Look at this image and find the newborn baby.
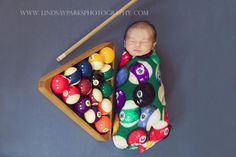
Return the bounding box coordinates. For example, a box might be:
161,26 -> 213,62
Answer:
112,21 -> 171,152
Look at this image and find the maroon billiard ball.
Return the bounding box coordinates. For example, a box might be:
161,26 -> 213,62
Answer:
88,88 -> 103,106
77,79 -> 92,95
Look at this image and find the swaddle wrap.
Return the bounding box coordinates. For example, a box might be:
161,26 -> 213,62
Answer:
112,50 -> 171,152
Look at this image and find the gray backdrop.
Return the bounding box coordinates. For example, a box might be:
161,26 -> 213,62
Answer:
1,0 -> 236,157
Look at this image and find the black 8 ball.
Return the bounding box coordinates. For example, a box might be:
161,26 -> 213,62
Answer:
133,82 -> 155,107
91,72 -> 104,87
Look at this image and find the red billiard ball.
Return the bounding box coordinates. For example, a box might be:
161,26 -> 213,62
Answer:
62,86 -> 80,105
95,116 -> 112,133
149,121 -> 170,141
51,74 -> 69,94
77,79 -> 92,95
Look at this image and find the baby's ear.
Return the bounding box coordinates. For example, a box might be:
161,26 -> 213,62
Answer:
152,42 -> 157,49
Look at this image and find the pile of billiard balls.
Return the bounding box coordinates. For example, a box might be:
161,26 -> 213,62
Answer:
50,47 -> 115,134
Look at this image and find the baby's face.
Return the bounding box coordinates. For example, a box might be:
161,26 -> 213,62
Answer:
124,28 -> 156,56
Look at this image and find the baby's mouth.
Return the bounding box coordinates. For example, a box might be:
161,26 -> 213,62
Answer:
133,49 -> 141,53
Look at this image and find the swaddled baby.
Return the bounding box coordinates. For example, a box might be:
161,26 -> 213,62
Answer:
112,21 -> 171,152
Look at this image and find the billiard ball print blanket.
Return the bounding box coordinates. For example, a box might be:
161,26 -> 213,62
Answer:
112,50 -> 171,152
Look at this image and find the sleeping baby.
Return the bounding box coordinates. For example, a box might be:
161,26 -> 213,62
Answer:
112,21 -> 171,152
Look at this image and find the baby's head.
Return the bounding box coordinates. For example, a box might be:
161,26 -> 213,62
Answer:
124,21 -> 157,56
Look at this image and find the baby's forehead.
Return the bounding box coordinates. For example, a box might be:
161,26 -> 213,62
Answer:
126,27 -> 154,39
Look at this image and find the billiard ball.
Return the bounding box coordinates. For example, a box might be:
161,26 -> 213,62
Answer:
99,47 -> 115,64
128,61 -> 153,85
112,135 -> 128,149
119,51 -> 132,67
116,67 -> 129,87
91,72 -> 104,87
76,59 -> 93,78
119,100 -> 140,128
84,107 -> 102,124
155,65 -> 162,85
112,114 -> 120,136
149,121 -> 170,141
146,109 -> 161,131
77,79 -> 92,95
138,106 -> 156,128
88,88 -> 103,106
99,82 -> 112,98
64,67 -> 82,85
74,96 -> 91,115
95,116 -> 112,133
51,74 -> 69,94
100,64 -> 113,81
133,82 -> 155,107
98,98 -> 112,115
127,128 -> 147,145
62,86 -> 80,105
115,89 -> 126,113
138,141 -> 156,153
88,53 -> 104,70
158,83 -> 166,106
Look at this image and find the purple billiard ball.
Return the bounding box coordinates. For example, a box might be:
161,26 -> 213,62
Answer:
115,89 -> 126,113
84,107 -> 102,124
128,61 -> 153,85
74,96 -> 91,116
76,59 -> 93,78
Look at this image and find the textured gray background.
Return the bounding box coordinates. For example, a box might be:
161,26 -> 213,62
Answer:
1,0 -> 236,156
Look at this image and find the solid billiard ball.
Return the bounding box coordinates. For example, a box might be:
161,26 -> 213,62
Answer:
51,74 -> 69,94
98,98 -> 112,115
133,82 -> 155,107
74,96 -> 91,115
138,106 -> 156,128
127,128 -> 147,145
149,121 -> 170,141
95,116 -> 112,133
119,51 -> 132,67
88,88 -> 103,106
99,47 -> 115,64
84,107 -> 102,124
128,61 -> 153,85
115,89 -> 126,113
119,100 -> 140,128
88,53 -> 104,70
62,86 -> 80,105
99,82 -> 112,98
64,67 -> 82,85
100,64 -> 113,81
116,67 -> 129,87
91,72 -> 104,87
76,59 -> 93,78
77,79 -> 92,95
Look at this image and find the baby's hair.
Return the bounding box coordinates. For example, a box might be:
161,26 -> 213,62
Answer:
124,20 -> 157,42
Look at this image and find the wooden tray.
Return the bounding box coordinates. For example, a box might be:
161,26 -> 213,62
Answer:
38,42 -> 115,141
